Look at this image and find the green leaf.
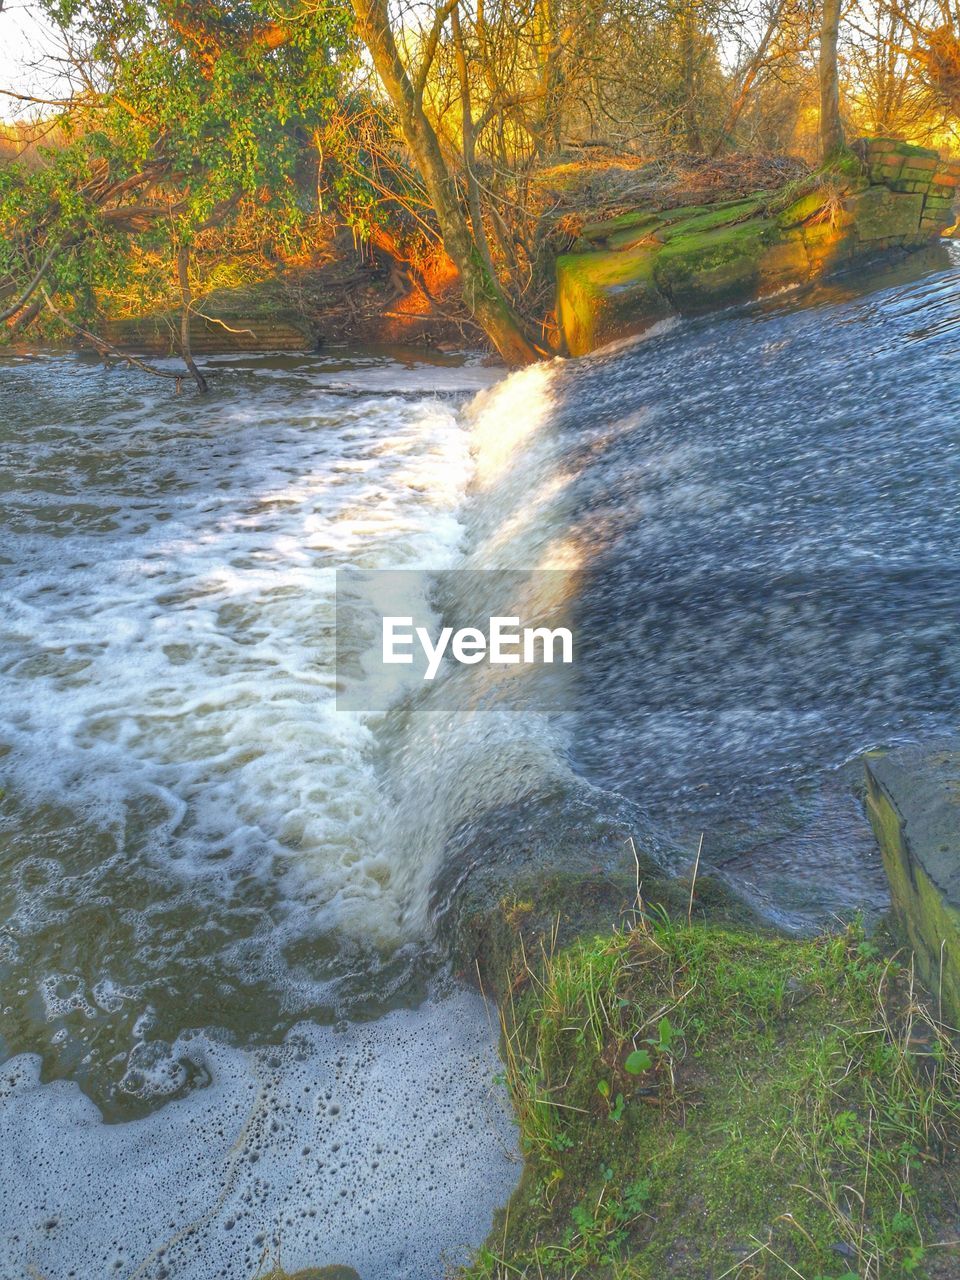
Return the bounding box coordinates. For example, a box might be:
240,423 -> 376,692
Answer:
624,1048 -> 653,1074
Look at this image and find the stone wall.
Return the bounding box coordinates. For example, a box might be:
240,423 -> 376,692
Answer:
101,309 -> 318,355
556,139 -> 960,357
97,277 -> 322,355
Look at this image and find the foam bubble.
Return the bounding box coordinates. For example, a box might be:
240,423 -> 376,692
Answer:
0,353 -> 573,1274
0,366 -> 474,951
0,990 -> 518,1280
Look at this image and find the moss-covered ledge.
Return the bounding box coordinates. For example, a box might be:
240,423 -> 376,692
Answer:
556,138 -> 960,356
865,743 -> 960,1025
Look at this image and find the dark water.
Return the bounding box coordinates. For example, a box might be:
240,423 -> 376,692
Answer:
514,247 -> 960,923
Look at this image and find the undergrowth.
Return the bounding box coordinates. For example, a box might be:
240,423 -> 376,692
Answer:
460,910 -> 960,1280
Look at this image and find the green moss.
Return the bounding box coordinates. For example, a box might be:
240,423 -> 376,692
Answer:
605,224 -> 660,251
579,196 -> 766,252
555,137 -> 954,355
579,210 -> 663,243
556,244 -> 658,290
460,913 -> 960,1280
824,145 -> 869,180
653,218 -> 777,308
556,244 -> 668,356
777,190 -> 833,228
656,196 -> 766,242
852,187 -> 926,242
449,866 -> 762,1002
865,767 -> 960,1023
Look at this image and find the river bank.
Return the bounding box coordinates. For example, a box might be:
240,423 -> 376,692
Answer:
65,140 -> 959,370
452,866 -> 960,1280
556,138 -> 960,355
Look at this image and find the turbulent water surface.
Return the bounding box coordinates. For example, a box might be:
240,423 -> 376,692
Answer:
2,245 -> 960,1277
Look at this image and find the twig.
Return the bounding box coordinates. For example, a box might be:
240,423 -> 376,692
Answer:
628,835 -> 644,921
188,310 -> 256,338
687,832 -> 704,926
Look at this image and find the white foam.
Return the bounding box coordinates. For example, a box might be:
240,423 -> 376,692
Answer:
0,376 -> 474,946
0,990 -> 517,1280
0,355 -> 567,1277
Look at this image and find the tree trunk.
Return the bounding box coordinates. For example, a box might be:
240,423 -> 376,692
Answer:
450,7 -> 501,290
535,0 -> 564,153
681,11 -> 702,152
818,0 -> 845,161
350,0 -> 541,366
710,0 -> 786,156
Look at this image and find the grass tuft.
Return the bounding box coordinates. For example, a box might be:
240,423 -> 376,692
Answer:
460,914 -> 960,1279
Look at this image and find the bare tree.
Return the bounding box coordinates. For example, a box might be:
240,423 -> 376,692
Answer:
349,0 -> 543,364
819,0 -> 846,157
887,0 -> 960,126
845,0 -> 939,137
710,0 -> 814,152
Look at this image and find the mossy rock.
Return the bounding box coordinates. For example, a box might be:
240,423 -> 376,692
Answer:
605,223 -> 660,251
859,136 -> 940,163
851,186 -> 925,242
556,137 -> 955,355
578,209 -> 661,244
777,190 -> 831,228
652,218 -> 777,309
801,218 -> 858,270
756,231 -> 810,284
865,744 -> 960,1024
653,196 -> 766,243
556,243 -> 670,356
926,193 -> 957,213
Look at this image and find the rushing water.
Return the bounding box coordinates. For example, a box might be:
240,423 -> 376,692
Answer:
2,245 -> 960,1277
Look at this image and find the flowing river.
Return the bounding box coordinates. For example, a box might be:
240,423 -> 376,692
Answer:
1,243 -> 960,1278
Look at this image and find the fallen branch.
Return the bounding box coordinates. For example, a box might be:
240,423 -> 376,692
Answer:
41,288 -> 190,390
0,242 -> 64,323
188,310 -> 256,338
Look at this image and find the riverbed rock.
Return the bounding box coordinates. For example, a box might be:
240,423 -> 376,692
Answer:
557,139 -> 960,355
864,744 -> 960,1022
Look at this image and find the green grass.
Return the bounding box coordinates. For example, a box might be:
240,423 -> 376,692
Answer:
460,912 -> 960,1280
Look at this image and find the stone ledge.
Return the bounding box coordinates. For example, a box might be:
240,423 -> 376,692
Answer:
864,743 -> 960,1023
557,139 -> 960,356
101,309 -> 319,355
